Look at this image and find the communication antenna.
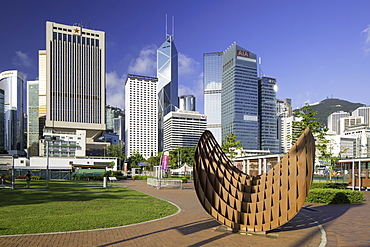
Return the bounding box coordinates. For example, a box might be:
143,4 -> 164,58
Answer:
172,15 -> 175,40
259,57 -> 265,77
165,14 -> 168,39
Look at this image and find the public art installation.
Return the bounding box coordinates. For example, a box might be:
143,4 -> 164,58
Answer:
193,128 -> 315,233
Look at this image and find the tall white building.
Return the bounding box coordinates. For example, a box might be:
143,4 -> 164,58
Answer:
163,110 -> 207,151
125,74 -> 158,159
27,80 -> 40,156
44,21 -> 106,139
338,116 -> 364,135
0,70 -> 24,155
327,111 -> 350,134
352,106 -> 370,126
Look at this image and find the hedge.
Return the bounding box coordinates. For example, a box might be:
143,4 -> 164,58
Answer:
310,182 -> 348,190
306,188 -> 364,204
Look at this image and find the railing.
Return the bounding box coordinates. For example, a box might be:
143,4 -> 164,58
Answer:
147,178 -> 182,189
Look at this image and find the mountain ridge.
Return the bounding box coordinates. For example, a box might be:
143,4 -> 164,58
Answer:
294,98 -> 367,126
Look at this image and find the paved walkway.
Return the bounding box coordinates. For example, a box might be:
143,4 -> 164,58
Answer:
1,180 -> 369,247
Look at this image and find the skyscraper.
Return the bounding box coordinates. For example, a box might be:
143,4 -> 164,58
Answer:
327,111 -> 350,134
44,21 -> 106,139
221,43 -> 259,149
259,77 -> 279,153
27,80 -> 40,156
203,52 -> 223,144
125,74 -> 158,159
0,70 -> 24,155
157,28 -> 178,152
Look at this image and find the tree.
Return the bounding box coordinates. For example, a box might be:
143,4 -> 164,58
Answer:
292,104 -> 339,181
222,133 -> 243,160
168,146 -> 196,169
126,152 -> 145,169
105,144 -> 126,170
147,153 -> 161,170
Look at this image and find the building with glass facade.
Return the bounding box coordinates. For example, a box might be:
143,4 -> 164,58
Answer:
44,21 -> 106,140
203,52 -> 223,144
125,74 -> 158,159
0,70 -> 24,155
27,81 -> 40,156
258,77 -> 279,153
157,32 -> 178,151
221,43 -> 259,149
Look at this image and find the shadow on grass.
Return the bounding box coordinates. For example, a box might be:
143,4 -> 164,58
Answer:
0,187 -> 151,208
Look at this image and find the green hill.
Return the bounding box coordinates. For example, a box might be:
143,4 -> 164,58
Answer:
294,98 -> 366,126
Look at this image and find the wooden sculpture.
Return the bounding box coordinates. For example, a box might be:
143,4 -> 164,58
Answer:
193,128 -> 315,232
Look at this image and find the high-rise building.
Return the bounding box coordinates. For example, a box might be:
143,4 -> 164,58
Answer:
258,77 -> 279,153
352,106 -> 370,126
221,43 -> 259,149
203,52 -> 223,144
125,74 -> 158,159
179,95 -> 195,111
277,98 -> 292,117
163,110 -> 206,151
27,81 -> 40,156
113,116 -> 124,143
157,30 -> 178,152
327,111 -> 350,134
43,21 -> 106,141
0,70 -> 24,155
0,89 -> 4,151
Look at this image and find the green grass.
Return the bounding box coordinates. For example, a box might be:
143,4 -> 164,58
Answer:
0,185 -> 178,235
13,179 -> 106,188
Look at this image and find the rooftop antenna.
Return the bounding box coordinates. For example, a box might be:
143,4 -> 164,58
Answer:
172,15 -> 175,40
165,14 -> 168,39
259,57 -> 265,77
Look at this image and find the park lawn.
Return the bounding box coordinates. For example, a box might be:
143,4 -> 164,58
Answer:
0,186 -> 178,235
14,179 -> 105,188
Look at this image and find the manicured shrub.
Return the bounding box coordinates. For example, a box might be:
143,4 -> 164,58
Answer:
31,176 -> 41,180
311,182 -> 348,190
306,188 -> 364,204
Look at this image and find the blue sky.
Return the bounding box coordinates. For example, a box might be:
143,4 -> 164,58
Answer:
1,0 -> 370,112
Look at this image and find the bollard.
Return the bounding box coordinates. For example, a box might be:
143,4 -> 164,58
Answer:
103,177 -> 107,187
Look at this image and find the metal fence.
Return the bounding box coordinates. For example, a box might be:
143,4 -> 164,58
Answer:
147,178 -> 182,189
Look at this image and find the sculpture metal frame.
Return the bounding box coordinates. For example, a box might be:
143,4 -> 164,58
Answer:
193,128 -> 315,232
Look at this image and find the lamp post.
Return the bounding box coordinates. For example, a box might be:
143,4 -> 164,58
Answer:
46,140 -> 49,188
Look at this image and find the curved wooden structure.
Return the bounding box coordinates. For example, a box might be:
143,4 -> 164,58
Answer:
194,128 -> 315,232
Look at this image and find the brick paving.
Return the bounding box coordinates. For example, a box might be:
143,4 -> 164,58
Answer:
1,180 -> 369,247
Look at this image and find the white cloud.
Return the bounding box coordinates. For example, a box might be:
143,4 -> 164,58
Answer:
13,51 -> 32,67
361,25 -> 370,54
178,52 -> 199,76
106,71 -> 125,109
128,45 -> 157,76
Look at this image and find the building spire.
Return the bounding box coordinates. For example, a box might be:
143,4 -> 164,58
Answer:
165,14 -> 174,41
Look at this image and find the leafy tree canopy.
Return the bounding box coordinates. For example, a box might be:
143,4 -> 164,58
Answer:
222,133 -> 243,160
127,152 -> 145,169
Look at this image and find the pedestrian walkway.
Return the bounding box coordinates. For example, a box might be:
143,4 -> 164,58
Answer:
1,179 -> 369,246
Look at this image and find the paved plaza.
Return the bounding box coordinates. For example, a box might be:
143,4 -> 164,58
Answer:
1,179 -> 370,247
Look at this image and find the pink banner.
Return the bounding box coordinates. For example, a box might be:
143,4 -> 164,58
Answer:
161,153 -> 169,170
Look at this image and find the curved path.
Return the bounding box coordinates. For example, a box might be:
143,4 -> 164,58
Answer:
1,180 -> 369,246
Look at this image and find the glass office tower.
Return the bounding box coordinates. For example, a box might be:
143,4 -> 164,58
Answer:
221,43 -> 259,149
0,89 -> 4,151
203,52 -> 223,144
0,70 -> 24,155
259,77 -> 279,153
157,33 -> 178,151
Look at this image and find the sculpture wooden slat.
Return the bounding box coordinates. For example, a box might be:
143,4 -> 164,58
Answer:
194,128 -> 315,232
